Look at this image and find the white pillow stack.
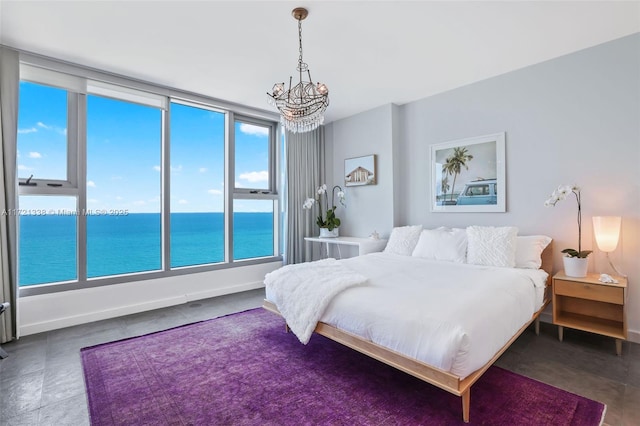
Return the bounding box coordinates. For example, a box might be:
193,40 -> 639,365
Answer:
382,224 -> 551,270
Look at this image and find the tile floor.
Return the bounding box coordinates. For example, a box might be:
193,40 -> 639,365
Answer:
0,288 -> 638,425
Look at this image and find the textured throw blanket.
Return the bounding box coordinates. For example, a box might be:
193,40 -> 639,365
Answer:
264,258 -> 368,344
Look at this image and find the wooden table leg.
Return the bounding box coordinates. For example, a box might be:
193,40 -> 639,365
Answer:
558,325 -> 563,342
616,339 -> 622,356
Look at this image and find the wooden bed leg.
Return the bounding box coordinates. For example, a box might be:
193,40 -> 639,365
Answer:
462,389 -> 470,423
534,317 -> 540,335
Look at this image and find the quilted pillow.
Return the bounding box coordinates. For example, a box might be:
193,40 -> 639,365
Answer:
383,225 -> 423,256
515,235 -> 552,269
412,228 -> 467,263
466,226 -> 518,268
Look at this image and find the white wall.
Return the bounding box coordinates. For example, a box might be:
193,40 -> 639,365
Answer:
19,262 -> 280,336
327,34 -> 640,342
325,103 -> 399,240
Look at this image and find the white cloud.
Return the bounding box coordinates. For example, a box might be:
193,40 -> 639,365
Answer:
88,198 -> 99,204
154,165 -> 183,173
235,181 -> 243,188
35,122 -> 66,136
18,165 -> 32,171
87,180 -> 96,187
239,123 -> 269,137
199,167 -> 208,173
207,189 -> 223,195
178,199 -> 188,204
28,152 -> 42,158
115,196 -> 123,201
239,171 -> 268,183
133,200 -> 146,206
18,127 -> 38,134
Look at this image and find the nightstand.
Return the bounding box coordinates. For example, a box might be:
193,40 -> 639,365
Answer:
552,271 -> 627,355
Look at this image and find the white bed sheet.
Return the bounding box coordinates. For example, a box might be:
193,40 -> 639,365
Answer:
266,252 -> 548,379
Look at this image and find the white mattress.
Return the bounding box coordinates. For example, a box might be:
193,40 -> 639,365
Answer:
266,252 -> 548,379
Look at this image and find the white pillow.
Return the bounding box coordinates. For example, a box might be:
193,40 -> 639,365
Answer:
383,225 -> 423,256
466,226 -> 518,268
515,235 -> 552,269
412,228 -> 467,263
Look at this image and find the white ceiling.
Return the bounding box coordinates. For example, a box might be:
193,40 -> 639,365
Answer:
1,1 -> 639,123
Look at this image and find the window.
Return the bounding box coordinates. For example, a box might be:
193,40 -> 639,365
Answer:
234,120 -> 271,192
233,200 -> 274,260
16,62 -> 281,295
17,82 -> 69,181
86,94 -> 163,277
233,118 -> 278,261
18,196 -> 77,286
169,102 -> 225,268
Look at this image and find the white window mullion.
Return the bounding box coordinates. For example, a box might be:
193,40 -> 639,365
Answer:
225,112 -> 234,264
162,107 -> 171,271
76,93 -> 88,282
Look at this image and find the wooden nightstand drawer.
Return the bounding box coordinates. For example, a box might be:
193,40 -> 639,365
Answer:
554,279 -> 623,304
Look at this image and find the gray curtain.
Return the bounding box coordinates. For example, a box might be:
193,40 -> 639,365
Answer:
284,127 -> 325,264
0,46 -> 19,343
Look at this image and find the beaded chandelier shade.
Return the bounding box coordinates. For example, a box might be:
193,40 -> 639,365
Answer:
267,7 -> 329,134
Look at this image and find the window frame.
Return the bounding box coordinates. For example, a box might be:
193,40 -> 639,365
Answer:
17,54 -> 282,297
17,76 -> 79,192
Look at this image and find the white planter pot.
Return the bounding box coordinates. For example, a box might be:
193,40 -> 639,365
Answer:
319,227 -> 339,238
563,256 -> 589,277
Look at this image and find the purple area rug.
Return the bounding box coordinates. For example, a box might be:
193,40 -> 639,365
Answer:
81,308 -> 605,425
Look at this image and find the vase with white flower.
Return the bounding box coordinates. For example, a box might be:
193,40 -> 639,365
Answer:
303,184 -> 346,238
544,184 -> 592,277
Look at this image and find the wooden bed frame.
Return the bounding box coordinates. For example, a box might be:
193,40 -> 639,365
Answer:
262,245 -> 553,423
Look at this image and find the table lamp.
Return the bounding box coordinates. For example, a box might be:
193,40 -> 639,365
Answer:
592,216 -> 623,276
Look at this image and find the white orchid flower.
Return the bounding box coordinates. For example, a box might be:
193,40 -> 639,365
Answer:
337,190 -> 345,199
302,198 -> 316,209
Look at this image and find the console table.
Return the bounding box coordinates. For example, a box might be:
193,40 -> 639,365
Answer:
304,236 -> 387,259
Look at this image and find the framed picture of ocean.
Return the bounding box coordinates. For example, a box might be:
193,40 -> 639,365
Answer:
430,132 -> 506,213
344,154 -> 376,187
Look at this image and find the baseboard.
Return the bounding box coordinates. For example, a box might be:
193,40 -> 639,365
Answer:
627,329 -> 640,344
19,280 -> 265,336
19,296 -> 186,336
185,280 -> 264,302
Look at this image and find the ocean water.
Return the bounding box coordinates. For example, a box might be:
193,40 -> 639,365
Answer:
19,212 -> 274,287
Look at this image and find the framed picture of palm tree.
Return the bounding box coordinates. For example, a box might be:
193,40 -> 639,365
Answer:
430,132 -> 506,212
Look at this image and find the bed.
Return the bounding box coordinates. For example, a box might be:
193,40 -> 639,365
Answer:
263,226 -> 553,423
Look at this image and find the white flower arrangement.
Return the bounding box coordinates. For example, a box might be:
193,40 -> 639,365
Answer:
544,184 -> 592,258
302,184 -> 346,231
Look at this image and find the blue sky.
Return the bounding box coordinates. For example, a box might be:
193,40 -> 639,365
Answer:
17,81 -> 272,213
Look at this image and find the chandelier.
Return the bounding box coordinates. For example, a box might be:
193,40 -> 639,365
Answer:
267,7 -> 329,134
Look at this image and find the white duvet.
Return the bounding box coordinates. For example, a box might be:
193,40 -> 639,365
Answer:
266,252 -> 548,379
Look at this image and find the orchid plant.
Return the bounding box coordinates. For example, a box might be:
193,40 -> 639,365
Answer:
303,184 -> 346,231
544,184 -> 592,258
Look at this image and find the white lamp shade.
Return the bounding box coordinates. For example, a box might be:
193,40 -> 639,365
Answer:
592,216 -> 621,253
